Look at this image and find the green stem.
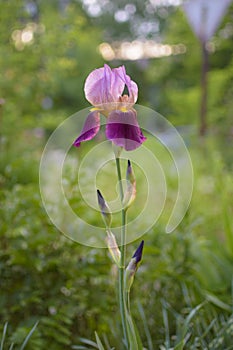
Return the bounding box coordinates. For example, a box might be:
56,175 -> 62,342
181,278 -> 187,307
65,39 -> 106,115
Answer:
115,157 -> 129,348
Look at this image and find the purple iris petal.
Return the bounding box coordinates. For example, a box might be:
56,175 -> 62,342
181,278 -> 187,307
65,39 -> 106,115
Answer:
84,64 -> 125,106
115,66 -> 138,103
73,110 -> 100,147
106,65 -> 125,102
106,110 -> 146,151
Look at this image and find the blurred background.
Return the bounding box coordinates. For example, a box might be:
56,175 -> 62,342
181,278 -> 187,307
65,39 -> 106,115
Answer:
0,0 -> 233,349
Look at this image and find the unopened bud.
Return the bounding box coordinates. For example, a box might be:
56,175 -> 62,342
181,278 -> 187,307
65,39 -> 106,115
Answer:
132,240 -> 144,264
125,240 -> 144,292
126,160 -> 135,184
97,189 -> 112,228
123,160 -> 136,210
106,229 -> 121,266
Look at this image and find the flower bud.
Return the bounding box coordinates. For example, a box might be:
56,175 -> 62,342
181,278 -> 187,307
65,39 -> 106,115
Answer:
97,189 -> 112,228
123,160 -> 136,210
126,160 -> 135,184
125,240 -> 144,292
132,240 -> 144,264
106,229 -> 121,266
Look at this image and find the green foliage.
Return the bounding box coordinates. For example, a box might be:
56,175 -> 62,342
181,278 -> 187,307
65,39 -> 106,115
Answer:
1,138 -> 233,349
0,0 -> 233,348
0,155 -> 117,348
0,321 -> 39,350
144,4 -> 233,133
0,0 -> 103,139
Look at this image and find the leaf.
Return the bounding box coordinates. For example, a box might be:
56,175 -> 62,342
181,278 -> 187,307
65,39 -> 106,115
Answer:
0,322 -> 8,350
19,321 -> 39,350
125,307 -> 143,350
205,293 -> 232,312
79,337 -> 98,348
174,339 -> 185,350
137,301 -> 154,350
95,332 -> 106,350
174,304 -> 203,349
182,303 -> 204,336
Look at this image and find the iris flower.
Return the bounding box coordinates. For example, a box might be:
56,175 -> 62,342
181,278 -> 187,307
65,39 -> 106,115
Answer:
73,64 -> 146,151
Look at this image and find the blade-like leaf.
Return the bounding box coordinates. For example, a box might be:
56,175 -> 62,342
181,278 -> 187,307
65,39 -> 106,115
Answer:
79,337 -> 98,348
182,303 -> 204,336
125,306 -> 143,350
174,339 -> 185,350
137,301 -> 154,350
205,293 -> 232,312
95,332 -> 106,350
0,323 -> 8,350
19,321 -> 39,350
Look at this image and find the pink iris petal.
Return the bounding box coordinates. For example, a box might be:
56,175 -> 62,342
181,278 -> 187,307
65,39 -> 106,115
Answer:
115,66 -> 138,104
105,65 -> 125,102
106,110 -> 146,151
73,110 -> 100,147
84,64 -> 125,106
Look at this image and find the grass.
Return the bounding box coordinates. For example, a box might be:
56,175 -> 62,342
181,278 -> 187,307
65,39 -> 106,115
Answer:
0,322 -> 39,350
0,130 -> 232,349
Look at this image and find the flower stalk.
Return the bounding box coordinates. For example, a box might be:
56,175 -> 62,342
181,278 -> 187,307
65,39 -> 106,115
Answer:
74,64 -> 146,349
115,156 -> 129,348
115,156 -> 144,350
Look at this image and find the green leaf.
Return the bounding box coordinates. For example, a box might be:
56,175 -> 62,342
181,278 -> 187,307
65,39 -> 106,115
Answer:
174,303 -> 203,349
174,339 -> 185,350
79,337 -> 98,348
182,303 -> 204,337
0,322 -> 8,350
205,293 -> 232,312
137,301 -> 154,350
19,321 -> 39,350
95,332 -> 106,350
125,307 -> 143,350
